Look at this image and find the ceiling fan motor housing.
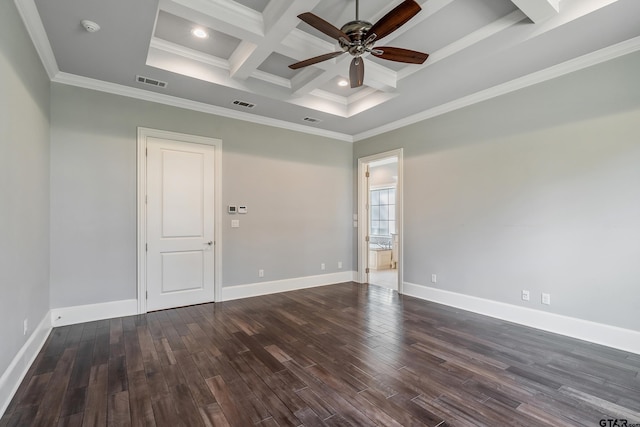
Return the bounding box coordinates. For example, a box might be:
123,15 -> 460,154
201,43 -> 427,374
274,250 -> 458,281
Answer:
339,20 -> 374,56
289,0 -> 427,88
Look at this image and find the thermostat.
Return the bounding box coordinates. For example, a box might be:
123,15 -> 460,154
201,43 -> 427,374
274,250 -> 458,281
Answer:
238,206 -> 247,214
228,205 -> 237,214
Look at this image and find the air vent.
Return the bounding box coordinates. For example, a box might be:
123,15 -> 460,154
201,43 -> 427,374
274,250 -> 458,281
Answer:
136,75 -> 167,88
303,117 -> 322,123
232,100 -> 256,109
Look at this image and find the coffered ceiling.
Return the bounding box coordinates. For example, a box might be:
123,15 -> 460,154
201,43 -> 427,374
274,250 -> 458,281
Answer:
15,0 -> 640,141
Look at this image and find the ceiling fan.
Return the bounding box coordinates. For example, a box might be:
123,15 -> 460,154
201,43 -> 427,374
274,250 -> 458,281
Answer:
289,0 -> 429,88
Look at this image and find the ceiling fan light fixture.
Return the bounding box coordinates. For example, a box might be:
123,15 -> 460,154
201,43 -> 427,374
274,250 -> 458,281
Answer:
191,27 -> 209,39
338,79 -> 349,87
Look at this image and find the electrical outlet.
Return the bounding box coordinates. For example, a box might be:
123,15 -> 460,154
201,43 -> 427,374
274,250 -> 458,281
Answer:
321,263 -> 325,270
521,290 -> 530,301
338,261 -> 342,269
542,293 -> 551,305
23,318 -> 28,335
431,274 -> 437,283
258,269 -> 264,278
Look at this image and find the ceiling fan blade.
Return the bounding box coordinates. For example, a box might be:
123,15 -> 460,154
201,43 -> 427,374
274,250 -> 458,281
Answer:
298,12 -> 350,42
371,47 -> 429,64
366,0 -> 421,42
349,57 -> 364,88
289,51 -> 345,70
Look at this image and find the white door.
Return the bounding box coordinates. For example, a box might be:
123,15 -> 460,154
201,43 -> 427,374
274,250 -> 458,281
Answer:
146,137 -> 216,311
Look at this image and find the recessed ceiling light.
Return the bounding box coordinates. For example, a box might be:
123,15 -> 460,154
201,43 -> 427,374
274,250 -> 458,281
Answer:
338,79 -> 349,87
191,28 -> 208,39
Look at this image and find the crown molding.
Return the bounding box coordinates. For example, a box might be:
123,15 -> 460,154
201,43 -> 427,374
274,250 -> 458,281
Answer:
14,0 -> 59,79
15,0 -> 639,144
51,72 -> 353,142
354,35 -> 640,142
149,37 -> 230,70
171,0 -> 263,38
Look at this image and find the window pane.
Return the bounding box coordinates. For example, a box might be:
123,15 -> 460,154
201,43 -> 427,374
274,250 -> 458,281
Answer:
379,222 -> 389,236
369,187 -> 396,237
371,206 -> 380,221
379,205 -> 388,220
371,221 -> 380,235
370,190 -> 380,205
379,189 -> 389,205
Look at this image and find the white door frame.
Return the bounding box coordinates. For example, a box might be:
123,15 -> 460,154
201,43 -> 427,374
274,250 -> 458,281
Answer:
136,127 -> 222,314
357,149 -> 404,293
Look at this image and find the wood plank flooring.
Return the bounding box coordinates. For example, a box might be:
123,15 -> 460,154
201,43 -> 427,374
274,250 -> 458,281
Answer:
2,282 -> 640,426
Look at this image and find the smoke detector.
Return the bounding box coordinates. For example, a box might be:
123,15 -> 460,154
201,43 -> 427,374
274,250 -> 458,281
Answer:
81,20 -> 101,33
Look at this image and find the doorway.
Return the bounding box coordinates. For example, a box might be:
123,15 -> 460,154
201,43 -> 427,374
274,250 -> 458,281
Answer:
358,149 -> 403,293
137,128 -> 222,313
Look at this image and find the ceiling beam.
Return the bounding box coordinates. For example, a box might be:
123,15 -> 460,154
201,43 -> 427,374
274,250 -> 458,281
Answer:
161,0 -> 263,43
398,9 -> 527,80
364,0 -> 455,45
229,0 -> 322,80
510,0 -> 559,23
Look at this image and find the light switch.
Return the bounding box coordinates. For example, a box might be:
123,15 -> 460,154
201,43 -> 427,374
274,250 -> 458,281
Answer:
231,219 -> 240,228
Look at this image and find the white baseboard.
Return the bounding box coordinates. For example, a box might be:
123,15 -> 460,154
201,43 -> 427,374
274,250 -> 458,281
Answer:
221,271 -> 357,301
0,310 -> 52,418
403,282 -> 640,355
51,299 -> 138,327
49,272 -> 359,327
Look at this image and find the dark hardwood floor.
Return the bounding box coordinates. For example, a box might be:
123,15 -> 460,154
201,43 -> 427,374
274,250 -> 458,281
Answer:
2,283 -> 640,426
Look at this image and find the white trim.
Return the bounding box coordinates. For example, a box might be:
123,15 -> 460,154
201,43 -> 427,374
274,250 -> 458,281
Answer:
0,310 -> 52,418
137,128 -> 148,314
137,128 -> 223,313
51,300 -> 138,327
51,73 -> 353,143
149,37 -> 230,71
221,271 -> 356,301
13,0 -> 59,79
357,150 -> 404,293
354,36 -> 640,141
15,0 -> 640,143
403,282 -> 640,355
510,0 -> 559,23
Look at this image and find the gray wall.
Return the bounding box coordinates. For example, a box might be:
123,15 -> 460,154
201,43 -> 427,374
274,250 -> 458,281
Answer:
354,51 -> 640,331
0,1 -> 51,375
50,84 -> 353,308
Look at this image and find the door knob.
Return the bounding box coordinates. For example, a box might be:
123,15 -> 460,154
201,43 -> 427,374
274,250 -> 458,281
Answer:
207,241 -> 213,246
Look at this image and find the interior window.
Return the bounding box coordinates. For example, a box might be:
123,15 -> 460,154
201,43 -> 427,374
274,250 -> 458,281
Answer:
370,187 -> 396,237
